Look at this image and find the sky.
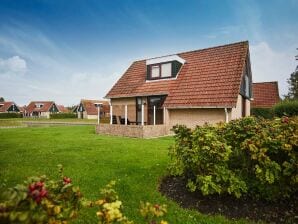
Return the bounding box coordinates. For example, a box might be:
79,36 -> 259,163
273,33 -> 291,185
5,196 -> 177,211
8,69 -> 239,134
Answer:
0,0 -> 297,106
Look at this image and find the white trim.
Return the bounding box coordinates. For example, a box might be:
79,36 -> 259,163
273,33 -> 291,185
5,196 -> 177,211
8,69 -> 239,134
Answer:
146,55 -> 185,65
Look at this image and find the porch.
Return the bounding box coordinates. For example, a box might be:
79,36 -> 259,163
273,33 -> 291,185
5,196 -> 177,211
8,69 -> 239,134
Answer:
95,95 -> 172,138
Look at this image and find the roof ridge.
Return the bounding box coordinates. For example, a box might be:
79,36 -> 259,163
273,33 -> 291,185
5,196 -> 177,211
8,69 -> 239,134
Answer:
133,40 -> 249,62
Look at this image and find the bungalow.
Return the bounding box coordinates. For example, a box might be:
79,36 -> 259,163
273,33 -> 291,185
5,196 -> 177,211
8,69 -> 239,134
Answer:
252,82 -> 280,108
25,101 -> 59,118
0,101 -> 20,113
104,41 -> 252,132
76,99 -> 110,119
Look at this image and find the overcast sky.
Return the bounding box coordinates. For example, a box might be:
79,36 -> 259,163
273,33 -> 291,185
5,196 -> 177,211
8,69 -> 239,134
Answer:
0,0 -> 297,106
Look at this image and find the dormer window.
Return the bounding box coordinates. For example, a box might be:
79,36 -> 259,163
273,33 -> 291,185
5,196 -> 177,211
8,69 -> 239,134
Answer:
150,62 -> 172,79
146,54 -> 185,81
35,103 -> 44,108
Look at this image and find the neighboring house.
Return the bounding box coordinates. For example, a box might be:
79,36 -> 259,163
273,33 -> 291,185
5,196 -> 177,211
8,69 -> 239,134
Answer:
25,101 -> 59,118
0,102 -> 20,113
251,82 -> 280,108
105,41 -> 252,129
57,105 -> 69,113
76,99 -> 110,119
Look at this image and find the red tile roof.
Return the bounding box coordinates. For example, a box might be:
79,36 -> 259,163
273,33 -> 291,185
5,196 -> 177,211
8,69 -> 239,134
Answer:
252,82 -> 280,108
26,101 -> 56,113
81,99 -> 110,115
106,41 -> 249,108
57,105 -> 69,113
0,102 -> 18,112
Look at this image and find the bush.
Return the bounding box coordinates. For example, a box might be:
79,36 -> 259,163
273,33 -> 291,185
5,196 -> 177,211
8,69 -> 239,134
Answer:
0,113 -> 22,119
169,117 -> 298,201
251,108 -> 273,119
273,100 -> 298,117
50,113 -> 77,119
0,166 -> 169,224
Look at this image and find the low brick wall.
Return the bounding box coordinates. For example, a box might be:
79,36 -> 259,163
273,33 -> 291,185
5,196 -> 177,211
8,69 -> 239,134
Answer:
96,124 -> 171,138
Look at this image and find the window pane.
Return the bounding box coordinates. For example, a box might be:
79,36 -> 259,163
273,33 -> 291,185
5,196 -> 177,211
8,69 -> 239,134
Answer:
151,65 -> 160,78
161,63 -> 171,77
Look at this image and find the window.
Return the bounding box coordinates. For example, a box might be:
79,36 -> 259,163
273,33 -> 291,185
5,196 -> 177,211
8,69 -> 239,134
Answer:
151,65 -> 160,78
35,104 -> 44,108
150,62 -> 172,79
161,63 -> 171,77
245,75 -> 249,97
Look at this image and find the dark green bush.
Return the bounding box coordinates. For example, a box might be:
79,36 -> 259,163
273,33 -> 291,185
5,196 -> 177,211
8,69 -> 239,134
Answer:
251,108 -> 274,119
0,113 -> 22,119
273,100 -> 298,117
169,117 -> 298,201
50,113 -> 77,119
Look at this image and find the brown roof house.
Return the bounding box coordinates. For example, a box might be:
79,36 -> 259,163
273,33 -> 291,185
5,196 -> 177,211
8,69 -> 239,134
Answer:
252,82 -> 280,108
25,101 -> 59,118
0,101 -> 20,113
76,99 -> 110,119
98,41 -> 253,138
57,105 -> 69,113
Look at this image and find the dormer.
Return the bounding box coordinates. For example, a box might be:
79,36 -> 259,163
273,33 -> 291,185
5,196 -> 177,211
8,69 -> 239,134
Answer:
35,103 -> 44,108
146,55 -> 185,81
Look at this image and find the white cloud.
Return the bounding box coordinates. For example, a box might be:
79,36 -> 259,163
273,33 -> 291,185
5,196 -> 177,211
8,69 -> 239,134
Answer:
0,56 -> 27,76
250,42 -> 297,97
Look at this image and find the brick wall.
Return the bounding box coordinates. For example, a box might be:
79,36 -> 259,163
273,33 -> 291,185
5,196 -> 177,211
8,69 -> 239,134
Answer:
96,124 -> 171,138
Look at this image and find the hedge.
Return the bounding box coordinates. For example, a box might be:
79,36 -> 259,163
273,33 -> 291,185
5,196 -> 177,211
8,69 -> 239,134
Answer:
251,108 -> 274,119
0,113 -> 23,119
49,113 -> 77,119
273,100 -> 298,117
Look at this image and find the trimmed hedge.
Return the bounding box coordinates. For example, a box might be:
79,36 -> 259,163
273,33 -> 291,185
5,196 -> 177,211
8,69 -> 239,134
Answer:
273,100 -> 298,117
169,116 -> 298,201
251,108 -> 274,119
0,113 -> 23,119
49,113 -> 77,119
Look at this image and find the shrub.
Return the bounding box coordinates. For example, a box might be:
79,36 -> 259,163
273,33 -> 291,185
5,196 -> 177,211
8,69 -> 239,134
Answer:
0,166 -> 169,224
273,100 -> 298,117
169,116 -> 298,201
0,113 -> 22,119
251,108 -> 274,119
50,113 -> 77,119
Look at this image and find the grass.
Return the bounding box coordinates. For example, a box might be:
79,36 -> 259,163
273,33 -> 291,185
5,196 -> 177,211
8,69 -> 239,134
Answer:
0,126 -> 250,224
0,118 -> 98,127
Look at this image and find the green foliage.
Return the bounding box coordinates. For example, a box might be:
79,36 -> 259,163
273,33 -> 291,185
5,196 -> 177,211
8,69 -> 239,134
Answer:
169,117 -> 298,201
251,108 -> 274,119
0,113 -> 22,119
273,100 -> 298,117
284,70 -> 298,99
0,165 -> 84,224
0,168 -> 169,224
50,113 -> 77,119
0,97 -> 4,102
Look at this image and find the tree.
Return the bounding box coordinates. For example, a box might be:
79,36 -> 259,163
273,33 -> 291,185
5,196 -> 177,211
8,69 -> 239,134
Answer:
0,97 -> 4,102
284,70 -> 298,99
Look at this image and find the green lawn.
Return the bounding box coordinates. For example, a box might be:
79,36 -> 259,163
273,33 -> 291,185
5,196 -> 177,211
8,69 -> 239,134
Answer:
0,118 -> 98,127
0,126 -> 250,224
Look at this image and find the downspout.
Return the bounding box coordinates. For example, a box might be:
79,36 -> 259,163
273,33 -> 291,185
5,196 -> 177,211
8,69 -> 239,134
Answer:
224,108 -> 229,123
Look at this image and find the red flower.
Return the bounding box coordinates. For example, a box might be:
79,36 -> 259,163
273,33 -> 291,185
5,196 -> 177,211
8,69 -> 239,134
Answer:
63,177 -> 72,185
28,181 -> 47,204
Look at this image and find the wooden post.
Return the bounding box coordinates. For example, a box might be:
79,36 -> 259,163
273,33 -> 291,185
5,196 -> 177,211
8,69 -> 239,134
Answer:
125,105 -> 127,125
163,107 -> 166,124
110,105 -> 113,124
141,104 -> 144,126
153,105 -> 156,125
